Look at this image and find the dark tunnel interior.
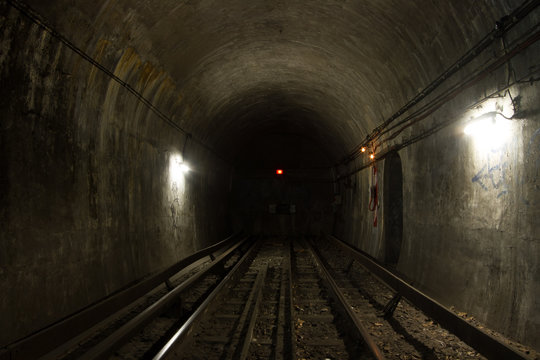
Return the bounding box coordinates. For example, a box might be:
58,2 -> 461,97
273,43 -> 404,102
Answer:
1,0 -> 539,355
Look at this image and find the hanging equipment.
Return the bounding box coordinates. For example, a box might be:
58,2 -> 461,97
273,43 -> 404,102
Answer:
368,165 -> 379,227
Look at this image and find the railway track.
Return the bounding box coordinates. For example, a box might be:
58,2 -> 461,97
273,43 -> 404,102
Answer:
23,234 -> 532,360
150,236 -> 381,360
309,237 -> 484,360
167,239 -> 289,359
291,238 -> 380,360
311,235 -> 535,360
40,236 -> 254,360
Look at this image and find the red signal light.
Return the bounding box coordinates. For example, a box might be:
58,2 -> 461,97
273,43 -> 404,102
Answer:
276,169 -> 284,175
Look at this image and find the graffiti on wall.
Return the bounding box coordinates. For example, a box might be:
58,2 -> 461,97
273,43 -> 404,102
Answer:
471,148 -> 509,198
471,127 -> 540,203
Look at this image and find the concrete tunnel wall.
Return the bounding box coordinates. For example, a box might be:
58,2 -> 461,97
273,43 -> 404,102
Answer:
0,2 -> 233,345
0,0 -> 539,351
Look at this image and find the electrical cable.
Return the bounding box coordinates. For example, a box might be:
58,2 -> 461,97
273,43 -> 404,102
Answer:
380,27 -> 540,144
335,65 -> 540,182
373,55 -> 495,141
344,45 -> 518,165
336,18 -> 540,182
376,19 -> 540,142
5,0 -> 231,164
336,55 -> 540,181
340,0 -> 540,165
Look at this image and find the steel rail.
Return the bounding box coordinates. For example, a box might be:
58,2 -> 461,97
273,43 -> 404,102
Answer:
275,240 -> 295,360
0,232 -> 242,360
275,264 -> 287,360
153,239 -> 261,360
286,239 -> 296,360
78,236 -> 251,360
325,234 -> 532,360
303,239 -> 385,360
232,264 -> 268,360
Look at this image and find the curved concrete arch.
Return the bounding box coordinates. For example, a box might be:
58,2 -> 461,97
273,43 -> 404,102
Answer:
24,0 -> 511,155
2,0 -> 539,352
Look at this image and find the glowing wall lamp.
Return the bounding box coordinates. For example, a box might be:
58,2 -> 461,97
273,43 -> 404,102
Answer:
464,111 -> 513,151
169,133 -> 191,184
180,163 -> 190,173
169,155 -> 190,184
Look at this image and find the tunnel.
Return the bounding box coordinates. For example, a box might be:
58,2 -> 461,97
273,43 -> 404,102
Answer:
1,0 -> 539,358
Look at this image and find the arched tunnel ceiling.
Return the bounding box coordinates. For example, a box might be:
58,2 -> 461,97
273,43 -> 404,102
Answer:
28,0 -> 512,163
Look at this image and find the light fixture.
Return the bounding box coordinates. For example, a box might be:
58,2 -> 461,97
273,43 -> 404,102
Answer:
169,155 -> 189,184
464,111 -> 513,150
370,153 -> 375,160
180,163 -> 190,173
361,147 -> 366,153
276,169 -> 284,175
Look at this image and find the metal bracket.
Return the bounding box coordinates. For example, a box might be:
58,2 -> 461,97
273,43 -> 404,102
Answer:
381,293 -> 401,319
